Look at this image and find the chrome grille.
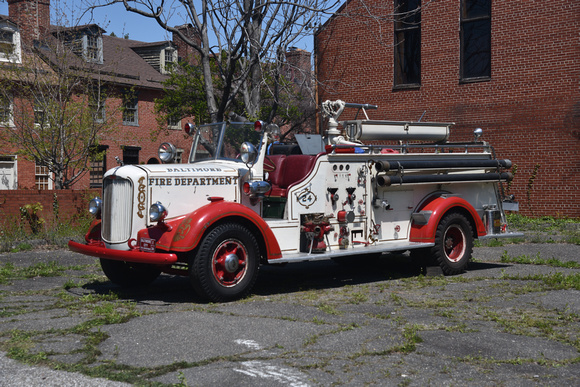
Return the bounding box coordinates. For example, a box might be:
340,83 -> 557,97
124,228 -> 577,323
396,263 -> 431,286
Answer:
102,177 -> 133,243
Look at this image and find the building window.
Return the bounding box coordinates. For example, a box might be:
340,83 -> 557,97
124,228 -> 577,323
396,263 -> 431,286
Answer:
35,164 -> 51,190
175,148 -> 184,163
89,86 -> 106,123
394,0 -> 421,88
84,34 -> 103,64
0,23 -> 21,63
168,115 -> 181,130
34,97 -> 48,127
0,95 -> 12,127
122,146 -> 141,165
122,90 -> 138,126
460,0 -> 491,81
0,30 -> 14,53
161,48 -> 177,74
90,145 -> 108,188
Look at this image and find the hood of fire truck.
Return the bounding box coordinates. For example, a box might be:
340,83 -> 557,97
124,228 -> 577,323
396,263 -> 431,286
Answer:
103,161 -> 244,239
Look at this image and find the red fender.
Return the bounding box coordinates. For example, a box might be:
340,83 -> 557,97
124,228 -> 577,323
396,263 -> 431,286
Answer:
140,200 -> 282,259
84,219 -> 102,242
409,195 -> 486,243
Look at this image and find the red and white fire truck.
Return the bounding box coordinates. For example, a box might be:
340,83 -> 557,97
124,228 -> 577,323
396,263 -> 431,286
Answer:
69,100 -> 520,302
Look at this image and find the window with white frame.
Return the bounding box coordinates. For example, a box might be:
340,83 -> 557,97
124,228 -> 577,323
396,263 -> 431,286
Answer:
89,86 -> 106,123
0,23 -> 21,63
34,97 -> 48,127
35,164 -> 52,190
84,34 -> 103,64
167,114 -> 181,130
122,90 -> 138,126
0,95 -> 13,127
161,48 -> 177,74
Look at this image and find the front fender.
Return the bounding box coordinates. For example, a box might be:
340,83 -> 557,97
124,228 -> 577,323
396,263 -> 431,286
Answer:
409,195 -> 485,243
142,200 -> 282,259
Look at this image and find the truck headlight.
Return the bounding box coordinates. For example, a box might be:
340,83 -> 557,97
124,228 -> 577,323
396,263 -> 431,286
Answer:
149,201 -> 168,222
88,197 -> 102,217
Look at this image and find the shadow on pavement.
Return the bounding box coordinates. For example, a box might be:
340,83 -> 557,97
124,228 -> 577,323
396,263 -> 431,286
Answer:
81,252 -> 512,304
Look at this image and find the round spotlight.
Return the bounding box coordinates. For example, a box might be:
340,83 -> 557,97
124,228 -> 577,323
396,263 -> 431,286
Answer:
88,197 -> 102,216
158,142 -> 177,163
149,201 -> 168,222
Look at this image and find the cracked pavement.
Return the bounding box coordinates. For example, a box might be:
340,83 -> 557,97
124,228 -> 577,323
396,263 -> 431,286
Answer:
0,243 -> 579,386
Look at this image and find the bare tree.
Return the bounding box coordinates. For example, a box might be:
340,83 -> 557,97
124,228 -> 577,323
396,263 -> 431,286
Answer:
83,0 -> 339,123
0,34 -> 116,189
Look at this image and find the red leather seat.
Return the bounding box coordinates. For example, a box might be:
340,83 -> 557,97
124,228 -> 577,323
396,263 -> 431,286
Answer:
267,155 -> 316,197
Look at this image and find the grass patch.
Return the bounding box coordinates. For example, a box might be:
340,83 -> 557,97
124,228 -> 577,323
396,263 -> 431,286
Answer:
0,261 -> 88,284
317,302 -> 342,316
499,272 -> 580,291
500,251 -> 579,269
507,214 -> 579,232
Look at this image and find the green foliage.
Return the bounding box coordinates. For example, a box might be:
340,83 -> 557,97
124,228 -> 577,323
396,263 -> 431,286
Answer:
500,251 -> 579,268
0,260 -> 81,284
19,203 -> 45,234
506,214 -> 579,232
0,205 -> 93,252
154,61 -> 211,133
526,163 -> 541,215
154,57 -> 315,137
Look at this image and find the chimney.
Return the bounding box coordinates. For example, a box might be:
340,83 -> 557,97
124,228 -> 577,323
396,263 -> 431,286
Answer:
285,47 -> 312,84
172,24 -> 201,65
7,0 -> 50,43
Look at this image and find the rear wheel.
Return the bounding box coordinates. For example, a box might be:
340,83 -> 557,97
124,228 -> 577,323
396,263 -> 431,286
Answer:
190,223 -> 260,302
430,212 -> 473,275
100,259 -> 161,287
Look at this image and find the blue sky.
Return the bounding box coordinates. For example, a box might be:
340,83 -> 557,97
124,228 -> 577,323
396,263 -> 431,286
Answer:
1,1 -> 186,43
0,1 -> 315,49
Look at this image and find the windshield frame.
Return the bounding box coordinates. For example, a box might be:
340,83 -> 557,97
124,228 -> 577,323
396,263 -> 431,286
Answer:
188,121 -> 261,163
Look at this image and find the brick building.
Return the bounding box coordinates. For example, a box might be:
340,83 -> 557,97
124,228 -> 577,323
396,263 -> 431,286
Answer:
315,0 -> 579,217
0,0 -> 196,191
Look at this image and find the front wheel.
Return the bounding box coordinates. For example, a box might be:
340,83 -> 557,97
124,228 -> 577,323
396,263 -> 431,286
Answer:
430,213 -> 473,275
190,223 -> 260,302
100,259 -> 161,287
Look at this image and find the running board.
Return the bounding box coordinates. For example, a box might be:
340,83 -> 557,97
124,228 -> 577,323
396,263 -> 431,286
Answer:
269,241 -> 434,264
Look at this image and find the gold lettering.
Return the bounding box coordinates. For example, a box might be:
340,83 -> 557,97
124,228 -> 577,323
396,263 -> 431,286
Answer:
137,176 -> 146,218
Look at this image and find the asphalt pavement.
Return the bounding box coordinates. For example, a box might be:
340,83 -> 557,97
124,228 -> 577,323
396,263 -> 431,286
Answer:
0,242 -> 578,386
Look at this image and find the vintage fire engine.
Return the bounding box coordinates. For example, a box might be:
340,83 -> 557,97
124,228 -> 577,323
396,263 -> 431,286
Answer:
69,100 -> 520,302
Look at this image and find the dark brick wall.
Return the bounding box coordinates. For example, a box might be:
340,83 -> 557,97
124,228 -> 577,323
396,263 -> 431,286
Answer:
315,0 -> 580,217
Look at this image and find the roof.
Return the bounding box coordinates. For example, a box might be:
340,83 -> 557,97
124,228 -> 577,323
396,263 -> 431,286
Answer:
99,34 -> 170,89
0,14 -> 173,90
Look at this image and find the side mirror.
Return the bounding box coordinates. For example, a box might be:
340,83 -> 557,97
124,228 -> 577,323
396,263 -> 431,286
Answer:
240,142 -> 257,165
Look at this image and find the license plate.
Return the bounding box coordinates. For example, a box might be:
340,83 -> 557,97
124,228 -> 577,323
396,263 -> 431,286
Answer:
140,237 -> 156,253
